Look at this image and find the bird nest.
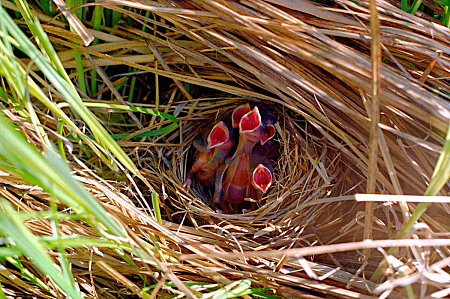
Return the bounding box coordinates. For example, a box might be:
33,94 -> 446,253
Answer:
171,101 -> 347,228
139,98 -> 376,290
137,92 -> 447,296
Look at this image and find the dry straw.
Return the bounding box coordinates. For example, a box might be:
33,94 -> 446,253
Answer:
3,0 -> 450,297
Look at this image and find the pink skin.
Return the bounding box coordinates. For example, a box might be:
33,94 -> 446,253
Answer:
183,121 -> 234,191
215,107 -> 262,213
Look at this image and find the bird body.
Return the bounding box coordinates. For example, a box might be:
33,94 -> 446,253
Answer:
183,121 -> 234,191
260,106 -> 277,145
185,103 -> 279,214
215,107 -> 262,213
250,141 -> 278,204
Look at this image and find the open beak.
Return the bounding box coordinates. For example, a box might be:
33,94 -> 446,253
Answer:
239,106 -> 262,151
252,164 -> 273,194
261,124 -> 276,145
207,121 -> 230,149
232,103 -> 251,129
239,106 -> 261,134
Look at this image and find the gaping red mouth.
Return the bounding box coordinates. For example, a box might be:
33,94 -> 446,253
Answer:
261,124 -> 276,145
240,107 -> 261,133
232,104 -> 251,129
253,164 -> 272,193
207,121 -> 229,148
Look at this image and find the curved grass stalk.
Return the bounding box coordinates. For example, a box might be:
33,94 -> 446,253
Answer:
372,121 -> 450,281
0,200 -> 83,299
57,102 -> 178,140
67,0 -> 87,95
0,4 -> 164,194
0,110 -> 125,236
90,5 -> 104,95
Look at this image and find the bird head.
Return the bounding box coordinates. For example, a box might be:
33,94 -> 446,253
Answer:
252,164 -> 273,194
207,121 -> 231,149
232,103 -> 251,129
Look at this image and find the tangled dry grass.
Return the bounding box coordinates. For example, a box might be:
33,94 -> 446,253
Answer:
3,0 -> 450,298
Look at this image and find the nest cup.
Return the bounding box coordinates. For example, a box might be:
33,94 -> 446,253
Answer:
167,100 -> 360,249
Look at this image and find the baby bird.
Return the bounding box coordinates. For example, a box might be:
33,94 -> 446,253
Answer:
183,121 -> 234,192
215,106 -> 262,213
249,141 -> 280,210
260,106 -> 277,145
231,103 -> 251,129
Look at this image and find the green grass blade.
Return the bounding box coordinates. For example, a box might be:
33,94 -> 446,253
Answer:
49,201 -> 77,287
38,0 -> 54,16
0,200 -> 82,299
372,120 -> 450,280
409,0 -> 422,14
90,5 -> 104,95
57,119 -> 67,160
249,291 -> 281,299
57,102 -> 178,139
443,6 -> 450,27
1,6 -> 158,186
435,0 -> 450,5
401,0 -> 408,11
0,52 -> 95,159
67,0 -> 87,95
128,73 -> 137,102
0,20 -> 49,145
151,192 -> 162,225
0,282 -> 6,299
3,234 -> 148,254
0,247 -> 22,256
5,256 -> 57,296
214,280 -> 252,299
13,0 -> 72,84
396,119 -> 450,235
109,122 -> 178,139
73,47 -> 87,94
0,110 -> 125,236
112,9 -> 122,26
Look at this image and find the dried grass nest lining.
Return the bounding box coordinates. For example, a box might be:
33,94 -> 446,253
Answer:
169,101 -> 353,231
